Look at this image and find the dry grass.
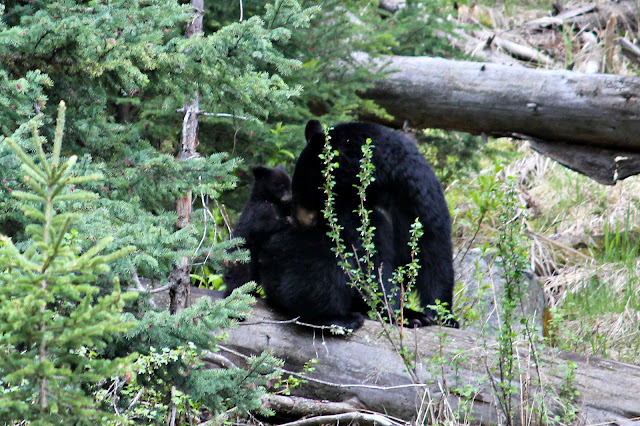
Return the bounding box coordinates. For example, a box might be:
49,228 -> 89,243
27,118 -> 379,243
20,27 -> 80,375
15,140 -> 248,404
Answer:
507,156 -> 640,364
451,140 -> 640,364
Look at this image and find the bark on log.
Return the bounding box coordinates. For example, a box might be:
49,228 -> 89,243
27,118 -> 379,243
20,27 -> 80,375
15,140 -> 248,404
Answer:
198,289 -> 640,425
356,53 -> 640,184
529,137 -> 640,184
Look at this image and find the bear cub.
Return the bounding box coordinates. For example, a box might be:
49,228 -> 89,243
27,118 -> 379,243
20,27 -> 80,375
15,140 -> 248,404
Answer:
259,206 -> 395,330
223,165 -> 292,296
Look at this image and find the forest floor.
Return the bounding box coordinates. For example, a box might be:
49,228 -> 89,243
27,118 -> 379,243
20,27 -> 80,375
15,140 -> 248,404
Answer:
448,0 -> 640,364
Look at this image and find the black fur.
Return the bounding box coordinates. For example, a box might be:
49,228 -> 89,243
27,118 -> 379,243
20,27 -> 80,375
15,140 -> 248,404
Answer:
223,165 -> 292,296
286,120 -> 457,328
259,207 -> 394,330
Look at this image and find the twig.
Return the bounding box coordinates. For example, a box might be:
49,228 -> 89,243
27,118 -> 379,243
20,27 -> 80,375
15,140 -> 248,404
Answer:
175,108 -> 250,121
194,183 -> 208,256
168,385 -> 177,426
127,390 -> 144,411
262,394 -> 358,417
278,412 -> 402,426
240,316 -> 302,326
129,268 -> 157,307
201,350 -> 237,369
473,30 -> 555,66
524,4 -> 597,28
216,199 -> 233,234
618,37 -> 640,65
135,280 -> 177,295
525,228 -> 593,261
603,15 -> 617,73
240,315 -> 356,334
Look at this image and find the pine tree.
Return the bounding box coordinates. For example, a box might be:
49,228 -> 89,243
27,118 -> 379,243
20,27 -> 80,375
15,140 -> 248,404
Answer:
0,101 -> 137,423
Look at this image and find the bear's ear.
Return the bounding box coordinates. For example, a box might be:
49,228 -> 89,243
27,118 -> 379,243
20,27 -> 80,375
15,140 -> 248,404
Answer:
276,164 -> 286,171
305,119 -> 324,143
252,165 -> 270,179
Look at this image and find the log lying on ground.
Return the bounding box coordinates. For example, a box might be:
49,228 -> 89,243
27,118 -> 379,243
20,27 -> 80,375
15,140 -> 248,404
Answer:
524,0 -> 638,33
356,53 -> 640,184
194,289 -> 640,425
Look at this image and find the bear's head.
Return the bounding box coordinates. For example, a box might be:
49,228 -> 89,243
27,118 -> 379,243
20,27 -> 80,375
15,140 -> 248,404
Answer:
292,120 -> 327,228
251,165 -> 292,205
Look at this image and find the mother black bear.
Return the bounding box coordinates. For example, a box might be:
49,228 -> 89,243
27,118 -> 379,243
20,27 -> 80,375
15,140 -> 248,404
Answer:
261,120 -> 457,329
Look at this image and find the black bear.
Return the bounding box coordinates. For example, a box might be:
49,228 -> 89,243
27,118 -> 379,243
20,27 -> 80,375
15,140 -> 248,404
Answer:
223,165 -> 292,296
284,120 -> 456,328
259,206 -> 395,330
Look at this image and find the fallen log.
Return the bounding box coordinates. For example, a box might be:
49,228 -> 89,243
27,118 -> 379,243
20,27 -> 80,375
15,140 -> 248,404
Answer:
470,29 -> 555,67
537,0 -> 637,33
355,53 -> 640,184
528,137 -> 640,184
191,289 -> 640,425
359,53 -> 640,150
618,37 -> 640,65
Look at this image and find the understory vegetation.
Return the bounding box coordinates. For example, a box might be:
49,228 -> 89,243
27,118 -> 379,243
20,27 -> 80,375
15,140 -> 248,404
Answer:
0,0 -> 638,424
446,0 -> 640,367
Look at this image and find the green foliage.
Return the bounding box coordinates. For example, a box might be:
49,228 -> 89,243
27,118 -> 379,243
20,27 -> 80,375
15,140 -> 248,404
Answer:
190,264 -> 225,291
0,0 -> 316,278
0,0 -> 477,421
0,102 -> 137,423
455,164 -> 559,424
0,72 -> 280,424
273,358 -> 318,396
493,176 -> 530,423
116,285 -> 255,356
201,0 -> 468,170
384,0 -> 464,58
321,132 -> 426,323
553,360 -> 580,424
418,129 -> 488,186
0,0 -> 313,154
321,132 -> 393,316
101,286 -> 284,422
97,344 -> 201,423
198,0 -> 390,171
601,210 -> 640,266
455,164 -> 505,264
70,151 -> 240,282
522,163 -> 640,364
553,267 -> 640,363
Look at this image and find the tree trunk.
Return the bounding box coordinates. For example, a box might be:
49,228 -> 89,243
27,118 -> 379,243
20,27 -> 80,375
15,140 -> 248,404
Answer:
199,289 -> 640,425
170,0 -> 204,314
356,53 -> 640,184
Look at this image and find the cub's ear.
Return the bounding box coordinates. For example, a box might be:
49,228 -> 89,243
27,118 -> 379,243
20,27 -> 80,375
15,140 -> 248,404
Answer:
305,119 -> 324,143
252,165 -> 270,179
276,164 -> 286,171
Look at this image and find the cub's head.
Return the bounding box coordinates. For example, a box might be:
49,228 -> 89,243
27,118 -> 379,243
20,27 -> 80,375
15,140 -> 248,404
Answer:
251,165 -> 292,205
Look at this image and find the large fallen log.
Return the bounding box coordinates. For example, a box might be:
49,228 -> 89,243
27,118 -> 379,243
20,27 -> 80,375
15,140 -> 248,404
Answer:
196,288 -> 640,425
356,53 -> 640,184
